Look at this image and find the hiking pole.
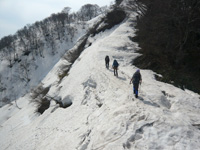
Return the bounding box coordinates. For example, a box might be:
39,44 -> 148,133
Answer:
139,81 -> 142,93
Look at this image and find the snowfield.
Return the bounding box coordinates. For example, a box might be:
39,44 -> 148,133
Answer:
0,12 -> 200,150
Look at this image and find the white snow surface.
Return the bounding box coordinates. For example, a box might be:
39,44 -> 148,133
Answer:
0,14 -> 200,150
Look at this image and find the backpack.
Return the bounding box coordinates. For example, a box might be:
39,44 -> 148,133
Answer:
105,56 -> 109,62
113,60 -> 119,67
132,72 -> 141,84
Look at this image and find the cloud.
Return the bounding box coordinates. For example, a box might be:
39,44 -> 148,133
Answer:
0,19 -> 20,38
0,0 -> 68,38
1,0 -> 64,23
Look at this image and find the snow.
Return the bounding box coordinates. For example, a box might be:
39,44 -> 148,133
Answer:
0,22 -> 87,105
0,11 -> 200,150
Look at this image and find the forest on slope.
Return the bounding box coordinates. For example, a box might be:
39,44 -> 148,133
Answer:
0,4 -> 105,106
133,0 -> 200,94
0,4 -> 104,61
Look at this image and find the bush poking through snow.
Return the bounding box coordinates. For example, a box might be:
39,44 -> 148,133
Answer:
31,84 -> 72,113
105,8 -> 126,27
58,71 -> 69,82
58,64 -> 71,83
36,97 -> 50,114
63,36 -> 88,64
31,84 -> 51,114
31,84 -> 50,99
90,8 -> 126,37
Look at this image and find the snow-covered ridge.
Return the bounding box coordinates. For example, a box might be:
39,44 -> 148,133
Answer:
0,3 -> 200,150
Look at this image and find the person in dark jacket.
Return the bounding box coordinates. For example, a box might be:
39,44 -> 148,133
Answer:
105,55 -> 110,69
130,69 -> 142,98
112,59 -> 119,77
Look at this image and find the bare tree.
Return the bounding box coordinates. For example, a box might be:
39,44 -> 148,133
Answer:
5,46 -> 13,68
18,59 -> 30,84
78,4 -> 102,21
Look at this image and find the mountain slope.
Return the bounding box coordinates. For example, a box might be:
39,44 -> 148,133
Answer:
0,4 -> 105,107
0,5 -> 200,150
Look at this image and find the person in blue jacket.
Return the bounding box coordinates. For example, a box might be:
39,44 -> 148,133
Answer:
112,59 -> 119,77
130,69 -> 142,98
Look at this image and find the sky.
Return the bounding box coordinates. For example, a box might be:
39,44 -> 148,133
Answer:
0,0 -> 114,39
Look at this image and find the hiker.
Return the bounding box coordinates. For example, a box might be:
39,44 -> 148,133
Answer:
112,59 -> 119,77
130,69 -> 142,98
105,55 -> 110,69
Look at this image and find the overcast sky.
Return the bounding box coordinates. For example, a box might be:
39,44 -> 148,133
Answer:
0,0 -> 114,39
